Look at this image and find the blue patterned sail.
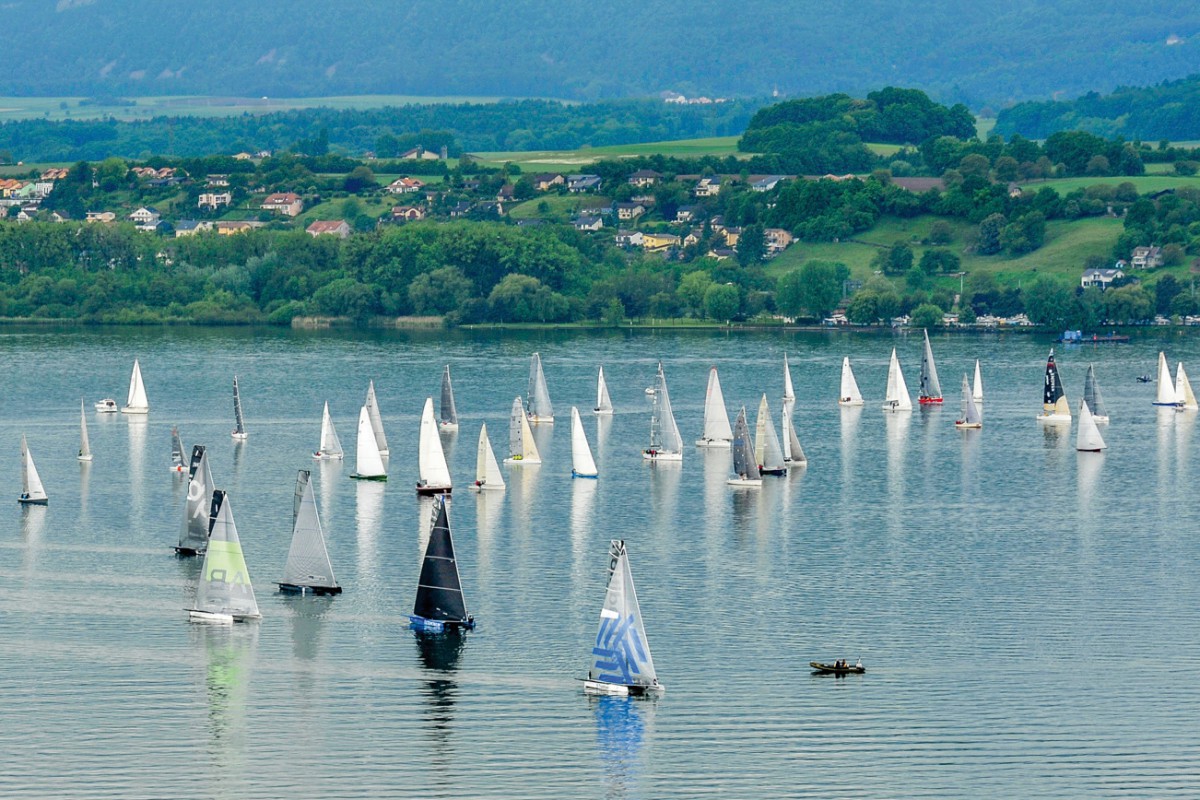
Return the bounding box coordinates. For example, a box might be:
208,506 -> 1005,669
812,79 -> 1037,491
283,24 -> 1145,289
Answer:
587,540 -> 661,693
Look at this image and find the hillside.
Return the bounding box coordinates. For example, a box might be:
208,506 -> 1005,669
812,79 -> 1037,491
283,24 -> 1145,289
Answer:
2,1 -> 1199,106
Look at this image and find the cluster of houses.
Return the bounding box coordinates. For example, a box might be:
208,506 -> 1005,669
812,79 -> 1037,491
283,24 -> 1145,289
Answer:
0,168 -> 71,220
1079,246 -> 1164,289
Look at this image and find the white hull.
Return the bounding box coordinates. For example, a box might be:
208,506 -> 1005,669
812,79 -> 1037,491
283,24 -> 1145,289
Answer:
438,422 -> 459,432
503,455 -> 541,465
839,398 -> 864,407
881,402 -> 910,412
1092,414 -> 1110,425
121,406 -> 149,415
955,421 -> 982,429
312,451 -> 345,461
695,438 -> 732,448
473,481 -> 507,491
231,431 -> 248,440
642,450 -> 682,462
189,610 -> 234,624
94,400 -> 118,413
594,408 -> 614,416
77,454 -> 93,462
583,679 -> 664,697
1037,413 -> 1072,424
727,477 -> 763,487
528,415 -> 554,425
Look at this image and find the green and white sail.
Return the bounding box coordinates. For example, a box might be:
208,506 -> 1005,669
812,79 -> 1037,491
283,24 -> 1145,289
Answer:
191,490 -> 261,621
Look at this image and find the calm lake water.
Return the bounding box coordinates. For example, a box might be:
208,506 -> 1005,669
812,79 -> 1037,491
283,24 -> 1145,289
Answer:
2,325 -> 1200,799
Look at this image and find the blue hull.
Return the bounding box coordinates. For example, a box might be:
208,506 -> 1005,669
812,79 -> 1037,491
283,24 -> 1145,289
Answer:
409,615 -> 474,632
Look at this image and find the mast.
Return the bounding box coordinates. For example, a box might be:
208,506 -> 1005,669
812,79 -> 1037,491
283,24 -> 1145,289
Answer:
315,401 -> 344,459
410,497 -> 473,630
883,348 -> 912,411
171,426 -> 186,471
955,373 -> 982,428
279,470 -> 341,594
918,329 -> 943,403
1041,349 -> 1071,419
839,357 -> 864,406
231,375 -> 247,439
191,490 -> 261,621
19,434 -> 48,504
1083,365 -> 1109,422
754,394 -> 786,474
1154,352 -> 1180,406
526,353 -> 554,424
475,423 -> 505,490
697,366 -> 734,446
972,360 -> 984,406
439,365 -> 459,429
729,406 -> 762,485
416,397 -> 452,494
782,403 -> 807,466
595,366 -> 614,415
644,362 -> 682,459
176,445 -> 213,554
506,397 -> 541,464
364,380 -> 389,456
585,540 -> 661,693
351,405 -> 387,480
122,358 -> 149,414
1176,362 -> 1198,411
571,406 -> 599,478
78,399 -> 92,461
1076,400 -> 1107,452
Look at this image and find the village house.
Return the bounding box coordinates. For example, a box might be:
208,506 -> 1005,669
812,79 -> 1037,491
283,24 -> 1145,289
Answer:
693,177 -> 721,197
198,192 -> 232,210
215,220 -> 263,235
616,202 -> 646,221
391,205 -> 425,222
449,201 -> 474,218
496,184 -> 516,203
128,207 -> 161,230
567,174 -> 602,193
573,215 -> 604,231
1130,245 -> 1163,269
614,229 -> 644,247
85,211 -> 116,224
40,168 -> 69,180
675,205 -> 701,223
232,152 -> 256,161
399,146 -> 444,160
261,192 -> 303,216
641,232 -> 681,253
707,247 -> 736,261
1081,266 -> 1125,290
386,177 -> 425,195
0,178 -> 24,198
723,227 -> 742,247
531,173 -> 565,192
174,220 -> 214,237
628,169 -> 663,187
29,181 -> 56,199
306,219 -> 351,239
683,229 -> 703,248
751,175 -> 784,192
206,174 -> 230,187
764,227 -> 794,255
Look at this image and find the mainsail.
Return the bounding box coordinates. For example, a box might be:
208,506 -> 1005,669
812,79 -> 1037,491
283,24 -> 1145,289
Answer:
697,366 -> 734,446
585,540 -> 661,693
918,329 -> 943,403
1076,400 -> 1107,452
78,399 -> 92,461
506,396 -> 542,463
364,380 -> 389,456
782,403 -> 807,466
231,375 -> 247,439
644,363 -> 682,459
123,358 -> 149,413
191,490 -> 261,621
439,365 -> 459,429
417,397 -> 452,493
973,359 -> 984,406
315,401 -> 344,459
571,406 -> 599,477
1083,365 -> 1109,422
177,444 -> 215,554
955,373 -> 982,428
351,405 -> 388,480
474,423 -> 505,489
411,497 -> 473,629
783,353 -> 796,405
754,394 -> 786,474
1154,352 -> 1180,406
595,366 -> 614,415
526,353 -> 554,423
1176,362 -> 1198,411
171,426 -> 186,471
839,357 -> 864,406
883,348 -> 913,411
279,470 -> 341,594
20,434 -> 48,504
729,406 -> 762,484
1041,349 -> 1071,419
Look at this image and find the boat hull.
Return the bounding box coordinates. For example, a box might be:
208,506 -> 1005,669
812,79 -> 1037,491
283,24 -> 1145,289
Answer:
438,422 -> 459,432
695,438 -> 732,448
121,406 -> 149,415
409,615 -> 475,633
350,473 -> 388,481
94,400 -> 118,413
503,456 -> 541,465
231,431 -> 248,441
278,583 -> 343,596
18,496 -> 48,506
1036,413 -> 1072,424
189,610 -> 234,624
642,450 -> 682,462
571,471 -> 598,479
174,546 -> 204,557
593,408 -> 614,416
918,397 -> 943,405
312,452 -> 344,461
583,679 -> 663,697
759,467 -> 787,476
954,421 -> 982,429
527,415 -> 554,425
415,483 -> 452,496
810,661 -> 865,675
1092,415 -> 1110,424
727,478 -> 763,487
77,454 -> 93,462
838,399 -> 864,407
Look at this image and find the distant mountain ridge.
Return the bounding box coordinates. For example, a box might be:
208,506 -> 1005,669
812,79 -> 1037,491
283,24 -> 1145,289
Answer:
1,0 -> 1199,106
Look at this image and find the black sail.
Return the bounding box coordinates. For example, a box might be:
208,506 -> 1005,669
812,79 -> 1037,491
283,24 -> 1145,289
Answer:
1044,351 -> 1064,407
413,498 -> 469,623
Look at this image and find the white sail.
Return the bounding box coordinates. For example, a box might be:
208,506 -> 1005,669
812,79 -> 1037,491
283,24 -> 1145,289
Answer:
1176,362 -> 1198,411
728,406 -> 762,486
417,397 -> 452,492
697,366 -> 734,446
754,394 -> 787,473
177,445 -> 214,553
584,539 -> 662,695
782,402 -> 807,465
918,329 -> 943,402
526,353 -> 554,424
280,470 -> 340,593
352,405 -> 387,479
1083,365 -> 1109,423
78,399 -> 92,461
1076,400 -> 1107,452
955,373 -> 982,428
839,357 -> 864,406
474,423 -> 505,490
882,348 -> 913,411
505,397 -> 541,464
783,353 -> 796,405
972,359 -> 984,406
191,490 -> 261,621
315,401 -> 344,459
439,365 -> 459,430
595,366 -> 614,415
231,375 -> 247,439
571,406 -> 599,477
364,380 -> 389,456
1155,352 -> 1180,406
20,434 -> 48,503
122,358 -> 149,413
644,363 -> 683,460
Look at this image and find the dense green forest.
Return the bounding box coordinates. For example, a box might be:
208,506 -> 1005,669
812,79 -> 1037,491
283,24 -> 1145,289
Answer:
2,0 -> 1198,105
995,75 -> 1200,140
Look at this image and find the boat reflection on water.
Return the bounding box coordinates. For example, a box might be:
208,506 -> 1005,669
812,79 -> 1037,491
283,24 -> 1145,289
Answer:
355,480 -> 385,584
20,503 -> 46,574
591,694 -> 654,800
287,594 -> 334,662
196,624 -> 258,776
414,629 -> 465,760
127,415 -> 147,519
571,475 -> 597,587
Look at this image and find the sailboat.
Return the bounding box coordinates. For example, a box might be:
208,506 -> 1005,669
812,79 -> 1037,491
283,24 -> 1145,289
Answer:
954,374 -> 982,429
278,470 -> 341,595
1083,365 -> 1109,424
504,397 -> 542,464
188,489 -> 261,623
19,434 -> 48,505
416,397 -> 453,495
78,399 -> 93,462
439,365 -> 459,431
350,405 -> 388,481
783,353 -> 796,407
409,496 -> 475,632
838,357 -> 864,406
1076,400 -> 1107,452
695,366 -> 734,447
882,348 -> 913,411
918,329 -> 943,404
583,539 -> 664,697
754,395 -> 787,475
781,402 -> 807,467
643,363 -> 683,462
313,401 -> 344,460
1176,362 -> 1198,411
1038,349 -> 1072,423
594,366 -> 614,415
972,359 -> 984,407
473,424 -> 505,490
231,375 -> 248,440
121,358 -> 149,414
1154,352 -> 1181,407
364,380 -> 390,456
728,406 -> 763,487
176,445 -> 215,555
526,352 -> 554,424
170,426 -> 187,472
571,406 -> 599,478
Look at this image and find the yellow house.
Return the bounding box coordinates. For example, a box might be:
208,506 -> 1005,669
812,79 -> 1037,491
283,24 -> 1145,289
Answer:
641,232 -> 681,253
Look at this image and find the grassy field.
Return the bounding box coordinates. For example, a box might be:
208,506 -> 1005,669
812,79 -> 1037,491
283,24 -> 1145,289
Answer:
1023,175 -> 1200,194
507,195 -> 611,220
471,136 -> 750,171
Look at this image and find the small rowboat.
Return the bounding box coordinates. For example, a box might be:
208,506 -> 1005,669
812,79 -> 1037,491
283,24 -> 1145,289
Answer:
810,661 -> 865,675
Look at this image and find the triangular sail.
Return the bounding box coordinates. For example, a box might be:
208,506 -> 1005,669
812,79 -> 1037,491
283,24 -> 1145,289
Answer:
475,424 -> 505,489
700,367 -> 734,443
507,397 -> 541,462
588,540 -> 658,688
649,363 -> 683,454
413,498 -> 470,623
1155,352 -> 1179,406
232,375 -> 246,436
318,402 -> 344,457
1076,400 -> 1107,452
364,380 -> 389,455
595,366 -> 613,414
193,490 -> 260,619
730,406 -> 762,481
883,348 -> 913,411
1083,365 -> 1108,420
171,426 -> 186,470
839,357 -> 863,405
1043,350 -> 1070,416
354,405 -> 387,478
959,374 -> 982,425
973,360 -> 984,405
178,445 -> 215,552
919,329 -> 943,400
1176,363 -> 1198,410
783,353 -> 796,405
754,394 -> 786,472
527,353 -> 554,421
21,435 -> 47,501
79,399 -> 91,458
124,359 -> 149,411
782,403 -> 807,464
571,406 -> 599,476
281,470 -> 339,591
440,365 -> 458,426
418,397 -> 452,489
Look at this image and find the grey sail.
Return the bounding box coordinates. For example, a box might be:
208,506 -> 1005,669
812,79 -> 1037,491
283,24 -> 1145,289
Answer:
509,396 -> 524,457
757,397 -> 786,472
177,445 -> 215,554
413,497 -> 470,623
527,353 -> 554,421
1084,365 -> 1107,419
232,375 -> 246,437
171,426 -> 186,471
652,364 -> 683,453
192,490 -> 261,620
919,329 -> 943,400
783,403 -> 807,465
731,407 -> 761,481
439,365 -> 458,426
365,380 -> 389,455
280,470 -> 340,593
588,539 -> 659,689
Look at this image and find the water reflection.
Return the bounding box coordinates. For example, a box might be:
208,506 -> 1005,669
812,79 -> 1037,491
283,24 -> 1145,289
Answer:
414,630 -> 465,768
884,411 -> 910,500
287,595 -> 334,662
594,413 -> 612,468
591,694 -> 654,800
317,458 -> 341,537
197,625 -> 259,784
648,457 -> 680,536
20,504 -> 46,575
231,438 -> 246,476
127,416 -> 147,519
416,494 -> 436,557
1077,448 -> 1103,527
571,477 -> 598,603
355,481 -> 385,586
